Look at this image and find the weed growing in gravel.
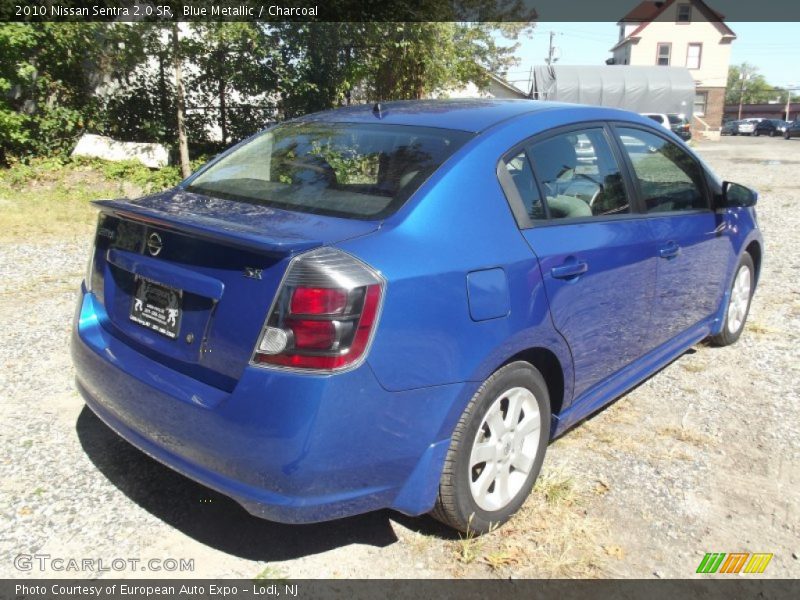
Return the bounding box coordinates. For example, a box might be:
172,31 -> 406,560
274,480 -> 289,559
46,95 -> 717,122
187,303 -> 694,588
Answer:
657,426 -> 711,447
453,515 -> 484,564
253,565 -> 288,581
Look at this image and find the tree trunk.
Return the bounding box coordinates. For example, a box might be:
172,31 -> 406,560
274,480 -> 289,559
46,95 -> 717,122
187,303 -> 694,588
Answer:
172,24 -> 191,178
218,78 -> 227,145
158,50 -> 167,139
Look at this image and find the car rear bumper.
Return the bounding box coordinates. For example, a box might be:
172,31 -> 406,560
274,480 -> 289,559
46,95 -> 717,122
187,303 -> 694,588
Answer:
72,289 -> 463,523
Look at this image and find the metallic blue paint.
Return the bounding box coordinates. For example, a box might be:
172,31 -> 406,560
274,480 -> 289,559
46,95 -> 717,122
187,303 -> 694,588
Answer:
72,100 -> 762,524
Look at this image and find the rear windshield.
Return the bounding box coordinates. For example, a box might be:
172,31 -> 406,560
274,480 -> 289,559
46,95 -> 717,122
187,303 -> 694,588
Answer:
186,122 -> 473,220
667,115 -> 685,125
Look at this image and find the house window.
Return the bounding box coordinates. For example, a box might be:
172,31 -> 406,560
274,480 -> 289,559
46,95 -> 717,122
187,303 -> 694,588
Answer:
677,4 -> 692,22
657,43 -> 671,66
693,92 -> 708,116
687,43 -> 702,69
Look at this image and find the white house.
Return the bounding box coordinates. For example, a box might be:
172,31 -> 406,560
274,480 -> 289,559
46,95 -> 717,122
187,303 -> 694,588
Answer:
608,0 -> 736,131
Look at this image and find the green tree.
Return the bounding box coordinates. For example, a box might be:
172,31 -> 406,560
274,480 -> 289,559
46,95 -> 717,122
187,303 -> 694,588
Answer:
726,63 -> 782,105
273,22 -> 532,117
186,23 -> 278,144
0,22 -> 135,161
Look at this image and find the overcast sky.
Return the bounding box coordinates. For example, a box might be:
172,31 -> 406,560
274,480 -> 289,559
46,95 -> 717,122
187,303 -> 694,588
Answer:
500,22 -> 800,94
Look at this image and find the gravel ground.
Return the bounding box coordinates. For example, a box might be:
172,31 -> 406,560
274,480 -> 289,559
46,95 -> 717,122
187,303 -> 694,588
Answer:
1,135 -> 798,579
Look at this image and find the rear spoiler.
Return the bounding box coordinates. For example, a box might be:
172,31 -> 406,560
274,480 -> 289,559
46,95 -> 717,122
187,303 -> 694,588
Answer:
94,198 -> 324,257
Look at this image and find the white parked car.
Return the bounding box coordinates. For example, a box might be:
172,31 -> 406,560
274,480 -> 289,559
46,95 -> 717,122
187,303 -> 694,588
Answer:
641,113 -> 692,141
737,121 -> 756,135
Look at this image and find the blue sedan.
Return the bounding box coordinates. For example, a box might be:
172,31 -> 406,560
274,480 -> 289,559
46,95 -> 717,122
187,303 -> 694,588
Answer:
72,99 -> 762,533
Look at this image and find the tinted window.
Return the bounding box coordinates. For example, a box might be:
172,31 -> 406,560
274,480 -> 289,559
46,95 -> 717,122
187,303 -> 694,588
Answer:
187,122 -> 473,220
617,127 -> 707,213
667,115 -> 684,125
504,151 -> 545,220
528,129 -> 629,219
647,115 -> 663,124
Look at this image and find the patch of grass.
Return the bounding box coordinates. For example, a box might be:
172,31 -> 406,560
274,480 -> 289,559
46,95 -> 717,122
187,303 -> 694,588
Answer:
0,156 -> 200,242
534,469 -> 576,506
747,320 -> 779,336
657,425 -> 711,447
680,361 -> 708,373
589,429 -> 643,455
253,565 -> 288,581
467,467 -> 610,577
483,547 -> 523,571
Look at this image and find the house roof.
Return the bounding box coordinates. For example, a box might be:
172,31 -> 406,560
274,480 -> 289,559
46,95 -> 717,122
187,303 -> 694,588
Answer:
487,72 -> 528,97
611,0 -> 735,52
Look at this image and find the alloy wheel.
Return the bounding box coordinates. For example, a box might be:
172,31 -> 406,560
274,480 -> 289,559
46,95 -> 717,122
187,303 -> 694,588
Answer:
468,387 -> 542,511
727,265 -> 752,334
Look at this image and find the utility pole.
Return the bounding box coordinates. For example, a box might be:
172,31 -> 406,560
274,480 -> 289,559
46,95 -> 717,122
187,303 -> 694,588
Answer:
786,86 -> 797,122
546,31 -> 556,65
737,68 -> 750,121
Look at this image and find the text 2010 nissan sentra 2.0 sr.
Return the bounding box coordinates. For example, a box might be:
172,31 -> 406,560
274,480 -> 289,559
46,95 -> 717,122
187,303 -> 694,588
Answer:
72,99 -> 762,533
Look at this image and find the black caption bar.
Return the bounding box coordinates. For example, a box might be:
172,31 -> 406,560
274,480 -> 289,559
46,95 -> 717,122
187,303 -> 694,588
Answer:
2,0 -> 800,22
4,579 -> 800,600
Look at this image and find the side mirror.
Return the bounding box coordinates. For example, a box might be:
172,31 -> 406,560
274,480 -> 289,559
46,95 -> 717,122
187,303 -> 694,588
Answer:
722,181 -> 758,208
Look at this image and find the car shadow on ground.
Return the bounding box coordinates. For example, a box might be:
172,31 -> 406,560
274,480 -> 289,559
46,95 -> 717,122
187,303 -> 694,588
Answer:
75,406 -> 450,561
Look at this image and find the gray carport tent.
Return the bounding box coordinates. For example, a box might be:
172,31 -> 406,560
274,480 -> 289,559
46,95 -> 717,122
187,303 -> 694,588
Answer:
530,65 -> 696,118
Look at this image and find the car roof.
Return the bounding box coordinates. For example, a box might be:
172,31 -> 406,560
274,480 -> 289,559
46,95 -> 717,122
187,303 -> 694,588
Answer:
299,99 -> 575,133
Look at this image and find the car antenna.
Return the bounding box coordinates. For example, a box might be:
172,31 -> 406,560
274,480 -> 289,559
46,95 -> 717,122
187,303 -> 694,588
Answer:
373,102 -> 383,119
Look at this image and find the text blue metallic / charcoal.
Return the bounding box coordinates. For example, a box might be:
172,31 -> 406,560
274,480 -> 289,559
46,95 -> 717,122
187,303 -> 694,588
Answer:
71,99 -> 762,527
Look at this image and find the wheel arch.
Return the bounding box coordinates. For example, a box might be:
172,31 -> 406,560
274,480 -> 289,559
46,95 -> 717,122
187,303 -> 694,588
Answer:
501,347 -> 566,419
745,239 -> 762,285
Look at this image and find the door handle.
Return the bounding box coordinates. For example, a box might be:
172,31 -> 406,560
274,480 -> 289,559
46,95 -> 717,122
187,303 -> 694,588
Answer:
659,242 -> 681,259
551,261 -> 589,280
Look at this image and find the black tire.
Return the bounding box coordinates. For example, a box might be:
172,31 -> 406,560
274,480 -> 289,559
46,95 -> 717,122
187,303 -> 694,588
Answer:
769,130 -> 775,137
710,253 -> 755,347
786,132 -> 791,140
430,361 -> 551,534
754,130 -> 760,137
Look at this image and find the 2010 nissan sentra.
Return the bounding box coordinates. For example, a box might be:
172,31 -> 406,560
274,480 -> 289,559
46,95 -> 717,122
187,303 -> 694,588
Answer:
72,99 -> 762,533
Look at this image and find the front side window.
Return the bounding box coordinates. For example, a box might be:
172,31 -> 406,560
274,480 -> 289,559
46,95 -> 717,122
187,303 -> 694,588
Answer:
617,127 -> 707,213
527,129 -> 630,219
187,122 -> 472,220
657,43 -> 671,66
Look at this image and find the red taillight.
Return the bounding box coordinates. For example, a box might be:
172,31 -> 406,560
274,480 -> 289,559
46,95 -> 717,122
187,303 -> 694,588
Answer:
290,286 -> 348,315
253,248 -> 385,372
286,318 -> 336,350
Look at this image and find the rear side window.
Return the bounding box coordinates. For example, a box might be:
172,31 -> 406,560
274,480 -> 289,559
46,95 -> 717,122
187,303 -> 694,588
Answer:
187,122 -> 473,220
616,127 -> 707,213
527,129 -> 630,219
503,151 -> 545,220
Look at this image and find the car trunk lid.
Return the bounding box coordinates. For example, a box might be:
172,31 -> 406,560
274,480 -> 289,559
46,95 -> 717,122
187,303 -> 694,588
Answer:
89,189 -> 380,391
